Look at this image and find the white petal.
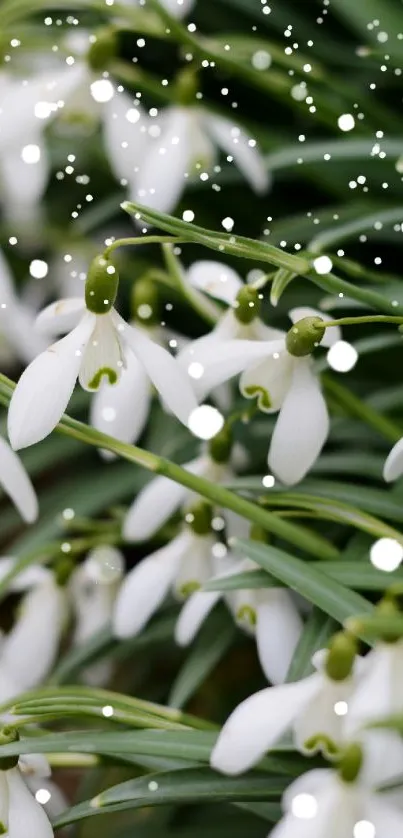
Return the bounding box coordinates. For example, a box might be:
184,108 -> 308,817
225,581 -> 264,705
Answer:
123,321 -> 198,424
186,261 -> 242,304
367,794 -> 403,837
24,775 -> 68,822
0,301 -> 47,364
160,0 -> 195,16
0,773 -> 8,833
173,533 -> 215,598
35,298 -> 86,336
8,313 -> 94,450
90,347 -> 150,456
113,534 -> 185,637
281,768 -> 334,813
123,456 -> 206,541
0,138 -> 49,226
0,253 -> 47,361
255,590 -> 303,684
345,644 -> 398,733
210,675 -> 320,775
19,754 -> 51,780
268,358 -> 329,485
0,64 -> 85,149
359,729 -> 403,788
0,436 -> 38,522
293,676 -> 353,755
175,589 -> 222,646
240,348 -> 292,413
181,338 -> 280,401
1,580 -> 67,689
131,106 -> 191,214
0,665 -> 24,705
103,92 -> 149,184
384,438 -> 403,482
0,557 -> 49,591
205,113 -> 270,194
7,768 -> 54,838
79,313 -> 125,392
289,307 -> 340,348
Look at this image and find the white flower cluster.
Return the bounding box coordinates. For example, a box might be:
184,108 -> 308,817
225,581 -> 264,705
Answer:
211,636 -> 403,838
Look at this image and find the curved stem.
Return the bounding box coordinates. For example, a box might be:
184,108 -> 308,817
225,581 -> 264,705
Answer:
0,374 -> 337,561
323,316 -> 403,327
104,236 -> 182,258
323,375 -> 402,444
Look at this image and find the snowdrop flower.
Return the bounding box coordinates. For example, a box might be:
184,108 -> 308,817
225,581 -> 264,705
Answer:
131,93 -> 269,215
184,309 -> 340,485
0,56 -> 86,230
0,761 -> 54,837
269,761 -> 403,838
114,502 -> 216,638
176,536 -> 303,684
19,754 -> 67,823
8,255 -> 197,450
341,636 -> 403,786
384,438 -> 403,482
0,574 -> 67,690
119,0 -> 195,16
0,36 -> 149,228
211,633 -> 359,775
70,546 -> 125,685
0,250 -> 47,365
90,278 -> 169,455
0,436 -> 38,523
123,430 -> 234,542
178,262 -> 283,399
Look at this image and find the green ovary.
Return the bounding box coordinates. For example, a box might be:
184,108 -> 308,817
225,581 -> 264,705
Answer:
237,605 -> 257,627
244,385 -> 272,410
179,581 -> 201,598
88,367 -> 118,390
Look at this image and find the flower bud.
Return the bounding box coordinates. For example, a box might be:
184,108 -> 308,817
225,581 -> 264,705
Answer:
85,255 -> 119,314
325,631 -> 357,681
338,743 -> 363,784
208,425 -> 233,463
185,501 -> 213,535
0,727 -> 19,771
175,67 -> 198,105
286,316 -> 325,357
131,278 -> 160,326
233,286 -> 261,325
87,28 -> 117,71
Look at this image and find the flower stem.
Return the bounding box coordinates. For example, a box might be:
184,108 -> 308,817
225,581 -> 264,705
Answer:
323,316 -> 403,327
323,375 -> 402,444
0,374 -> 338,561
103,236 -> 182,258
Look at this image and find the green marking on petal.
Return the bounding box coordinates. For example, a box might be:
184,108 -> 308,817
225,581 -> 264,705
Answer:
0,822 -> 6,834
88,367 -> 118,390
303,734 -> 339,758
244,385 -> 272,410
179,581 -> 201,598
237,605 -> 257,627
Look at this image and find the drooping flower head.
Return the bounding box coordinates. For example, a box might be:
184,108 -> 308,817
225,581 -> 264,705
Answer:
8,254 -> 197,450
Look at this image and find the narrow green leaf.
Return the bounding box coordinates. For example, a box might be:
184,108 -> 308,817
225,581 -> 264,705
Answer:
169,609 -> 237,709
286,609 -> 338,683
53,768 -> 287,828
204,562 -> 403,593
234,539 -> 374,634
